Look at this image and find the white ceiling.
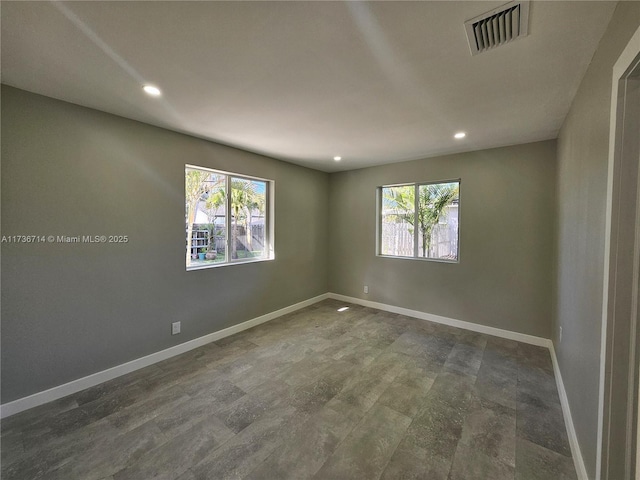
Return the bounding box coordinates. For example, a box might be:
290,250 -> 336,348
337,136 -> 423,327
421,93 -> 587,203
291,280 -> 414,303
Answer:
1,1 -> 616,172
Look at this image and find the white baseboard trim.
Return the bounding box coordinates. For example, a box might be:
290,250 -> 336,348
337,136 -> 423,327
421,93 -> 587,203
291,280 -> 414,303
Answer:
549,342 -> 589,480
0,293 -> 330,419
328,293 -> 551,347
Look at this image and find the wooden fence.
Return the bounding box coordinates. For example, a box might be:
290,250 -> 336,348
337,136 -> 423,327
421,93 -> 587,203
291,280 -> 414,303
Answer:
381,222 -> 458,259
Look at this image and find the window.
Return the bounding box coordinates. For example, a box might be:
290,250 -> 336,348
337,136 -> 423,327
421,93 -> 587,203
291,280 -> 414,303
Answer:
186,165 -> 273,270
378,180 -> 459,261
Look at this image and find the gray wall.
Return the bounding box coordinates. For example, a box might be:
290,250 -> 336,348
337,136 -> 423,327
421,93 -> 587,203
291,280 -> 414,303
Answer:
554,2 -> 640,477
0,86 -> 330,403
328,141 -> 557,338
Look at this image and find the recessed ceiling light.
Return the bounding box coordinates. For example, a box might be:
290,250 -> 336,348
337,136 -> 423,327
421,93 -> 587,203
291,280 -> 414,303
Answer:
143,85 -> 161,97
333,156 -> 342,161
454,132 -> 466,139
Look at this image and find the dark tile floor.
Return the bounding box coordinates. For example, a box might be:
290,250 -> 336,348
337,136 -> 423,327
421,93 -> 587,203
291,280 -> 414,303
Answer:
1,299 -> 577,479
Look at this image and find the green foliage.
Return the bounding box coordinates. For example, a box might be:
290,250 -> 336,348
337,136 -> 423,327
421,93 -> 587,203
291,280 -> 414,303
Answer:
383,185 -> 415,232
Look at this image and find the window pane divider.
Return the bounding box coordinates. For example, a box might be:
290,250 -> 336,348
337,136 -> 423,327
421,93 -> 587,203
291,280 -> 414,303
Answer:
413,184 -> 419,258
225,175 -> 231,263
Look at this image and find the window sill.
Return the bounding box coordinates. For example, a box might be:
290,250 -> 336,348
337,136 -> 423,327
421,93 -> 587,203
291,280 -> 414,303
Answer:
186,256 -> 274,271
376,254 -> 459,264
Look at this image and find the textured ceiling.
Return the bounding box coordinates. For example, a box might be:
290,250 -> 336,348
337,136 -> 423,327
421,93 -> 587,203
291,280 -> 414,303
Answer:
1,1 -> 616,172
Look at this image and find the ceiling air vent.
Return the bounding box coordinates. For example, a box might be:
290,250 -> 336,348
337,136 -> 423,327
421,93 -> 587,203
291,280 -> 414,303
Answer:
464,0 -> 530,56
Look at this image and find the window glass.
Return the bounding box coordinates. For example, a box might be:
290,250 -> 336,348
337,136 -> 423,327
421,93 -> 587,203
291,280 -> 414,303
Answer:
381,185 -> 415,257
230,177 -> 267,260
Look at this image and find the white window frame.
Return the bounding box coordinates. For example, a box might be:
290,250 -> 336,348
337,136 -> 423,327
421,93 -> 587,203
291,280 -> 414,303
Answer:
376,179 -> 460,263
186,164 -> 275,271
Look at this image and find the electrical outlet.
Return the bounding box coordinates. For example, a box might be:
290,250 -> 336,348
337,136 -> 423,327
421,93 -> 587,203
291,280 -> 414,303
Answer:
172,321 -> 181,335
559,326 -> 563,343
364,285 -> 369,294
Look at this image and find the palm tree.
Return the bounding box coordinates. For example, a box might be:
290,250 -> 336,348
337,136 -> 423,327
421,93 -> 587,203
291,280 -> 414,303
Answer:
383,185 -> 415,225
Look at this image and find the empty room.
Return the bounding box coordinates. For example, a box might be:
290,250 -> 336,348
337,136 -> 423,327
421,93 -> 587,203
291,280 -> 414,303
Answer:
1,1 -> 639,479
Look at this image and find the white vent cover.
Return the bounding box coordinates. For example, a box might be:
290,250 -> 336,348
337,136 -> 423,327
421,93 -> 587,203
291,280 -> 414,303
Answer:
464,1 -> 530,55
